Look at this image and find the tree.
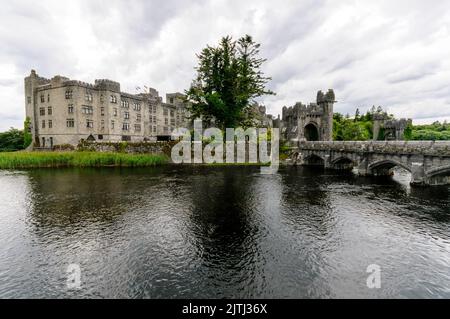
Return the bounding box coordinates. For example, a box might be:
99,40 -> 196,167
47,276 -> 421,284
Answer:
186,35 -> 275,129
0,128 -> 25,152
354,108 -> 360,122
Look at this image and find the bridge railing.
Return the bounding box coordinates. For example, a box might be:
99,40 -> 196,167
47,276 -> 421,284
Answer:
297,140 -> 450,156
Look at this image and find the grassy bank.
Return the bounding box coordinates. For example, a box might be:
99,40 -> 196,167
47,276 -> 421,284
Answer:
0,152 -> 169,169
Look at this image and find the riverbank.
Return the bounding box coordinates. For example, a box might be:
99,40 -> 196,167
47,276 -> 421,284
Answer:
0,151 -> 169,169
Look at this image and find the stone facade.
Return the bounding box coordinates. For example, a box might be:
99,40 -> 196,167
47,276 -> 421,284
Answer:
275,89 -> 335,142
295,140 -> 450,186
24,70 -> 191,148
373,113 -> 412,141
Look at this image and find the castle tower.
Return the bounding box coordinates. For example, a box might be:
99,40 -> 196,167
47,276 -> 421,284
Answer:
24,70 -> 50,146
316,89 -> 335,141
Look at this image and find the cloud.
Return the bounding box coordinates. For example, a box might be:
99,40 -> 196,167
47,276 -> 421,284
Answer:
1,0 -> 450,131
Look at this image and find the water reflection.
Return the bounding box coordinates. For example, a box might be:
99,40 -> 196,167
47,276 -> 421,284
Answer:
0,166 -> 448,299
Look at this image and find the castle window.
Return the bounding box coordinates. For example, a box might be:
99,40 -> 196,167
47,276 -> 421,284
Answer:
133,103 -> 141,111
100,94 -> 104,103
111,120 -> 115,129
134,124 -> 141,132
101,107 -> 105,116
110,95 -> 117,104
153,105 -> 157,113
153,117 -> 157,124
86,120 -> 94,128
40,95 -> 45,103
101,120 -> 105,130
42,120 -> 45,129
153,126 -> 156,133
170,119 -> 175,126
48,106 -> 52,116
48,120 -> 53,129
124,112 -> 130,119
163,108 -> 168,116
98,135 -> 104,140
136,114 -> 141,122
66,119 -> 75,128
170,98 -> 174,104
114,108 -> 118,116
122,123 -> 130,131
68,105 -> 74,114
47,94 -> 50,102
85,92 -> 93,102
82,106 -> 94,115
170,110 -> 174,117
40,107 -> 45,116
65,90 -> 73,99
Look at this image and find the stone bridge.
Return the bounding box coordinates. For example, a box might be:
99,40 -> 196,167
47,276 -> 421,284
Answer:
292,141 -> 450,186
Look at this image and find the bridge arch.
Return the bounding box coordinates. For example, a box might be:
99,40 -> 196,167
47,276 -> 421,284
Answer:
425,165 -> 450,185
304,122 -> 319,141
368,159 -> 411,174
426,165 -> 450,178
303,154 -> 325,166
331,156 -> 355,170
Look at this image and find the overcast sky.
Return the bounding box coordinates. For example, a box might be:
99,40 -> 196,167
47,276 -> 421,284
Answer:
1,0 -> 450,131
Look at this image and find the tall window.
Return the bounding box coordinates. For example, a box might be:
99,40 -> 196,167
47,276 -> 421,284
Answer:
111,120 -> 115,129
67,119 -> 75,128
110,95 -> 117,104
134,124 -> 141,132
101,120 -> 105,130
47,94 -> 50,102
40,95 -> 45,103
42,120 -> 45,129
48,106 -> 52,115
86,120 -> 94,128
136,114 -> 141,122
114,108 -> 118,116
48,120 -> 53,129
101,107 -> 105,116
124,112 -> 130,119
153,126 -> 156,133
65,90 -> 73,99
68,105 -> 74,114
170,110 -> 174,117
163,108 -> 168,116
122,123 -> 130,131
40,107 -> 45,116
85,92 -> 93,102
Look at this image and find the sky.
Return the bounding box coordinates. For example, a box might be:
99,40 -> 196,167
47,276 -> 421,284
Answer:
1,0 -> 450,131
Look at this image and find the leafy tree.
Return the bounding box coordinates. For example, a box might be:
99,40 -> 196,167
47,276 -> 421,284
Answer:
186,35 -> 275,129
0,128 -> 25,152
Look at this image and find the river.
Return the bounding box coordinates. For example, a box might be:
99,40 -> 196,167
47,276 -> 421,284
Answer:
0,166 -> 449,298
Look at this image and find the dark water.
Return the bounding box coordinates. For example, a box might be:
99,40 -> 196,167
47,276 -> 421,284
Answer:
0,166 -> 449,299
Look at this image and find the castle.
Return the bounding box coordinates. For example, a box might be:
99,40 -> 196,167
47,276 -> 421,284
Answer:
273,89 -> 336,142
25,70 -> 190,148
25,70 -> 411,148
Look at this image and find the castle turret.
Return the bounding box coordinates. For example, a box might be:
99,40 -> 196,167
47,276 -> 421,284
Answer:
316,89 -> 335,141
